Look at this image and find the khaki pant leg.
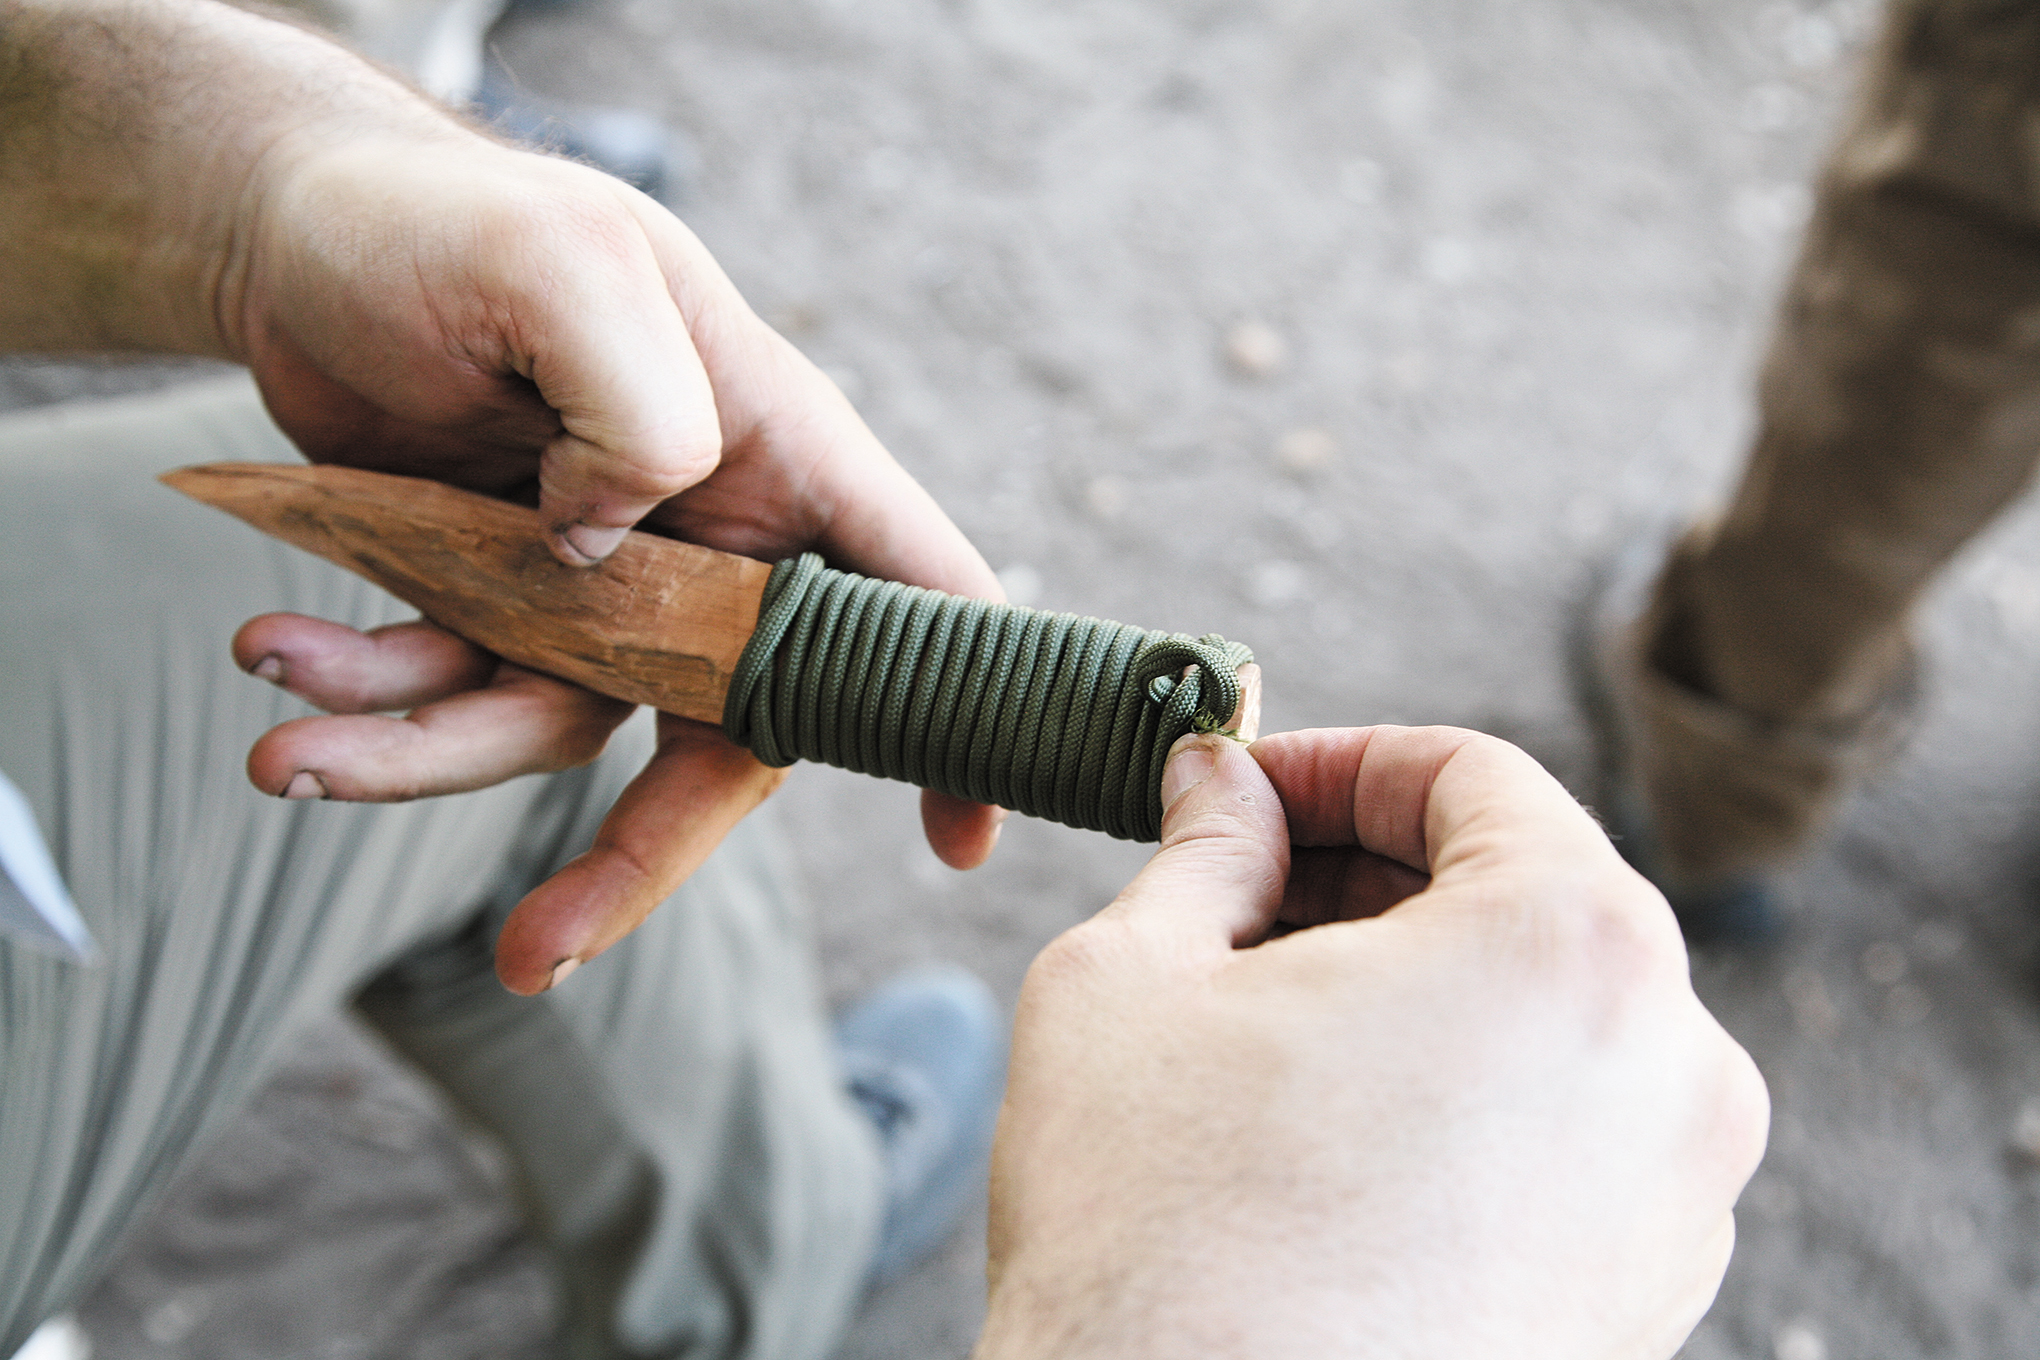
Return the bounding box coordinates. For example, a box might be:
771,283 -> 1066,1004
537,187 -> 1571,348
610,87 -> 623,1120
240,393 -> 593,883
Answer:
1639,0 -> 2040,875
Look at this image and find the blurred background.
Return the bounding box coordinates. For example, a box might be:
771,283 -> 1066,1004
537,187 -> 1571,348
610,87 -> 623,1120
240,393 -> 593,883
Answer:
14,0 -> 2040,1354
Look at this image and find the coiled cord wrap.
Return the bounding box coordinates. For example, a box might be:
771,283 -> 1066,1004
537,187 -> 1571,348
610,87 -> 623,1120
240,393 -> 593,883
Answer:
722,553 -> 1253,842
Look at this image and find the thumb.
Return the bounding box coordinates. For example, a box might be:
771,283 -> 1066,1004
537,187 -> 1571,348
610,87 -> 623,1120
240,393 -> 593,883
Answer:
1104,733 -> 1291,949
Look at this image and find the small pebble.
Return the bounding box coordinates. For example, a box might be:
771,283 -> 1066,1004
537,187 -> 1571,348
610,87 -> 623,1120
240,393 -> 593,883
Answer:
145,1291 -> 210,1347
2009,1098 -> 2040,1162
1773,1320 -> 1826,1360
1225,320 -> 1288,377
1885,982 -> 1931,1026
1244,559 -> 1307,608
1782,968 -> 1840,1041
1274,427 -> 1337,475
1861,940 -> 1907,986
820,365 -> 866,405
1386,349 -> 1429,391
1740,1171 -> 1798,1220
768,303 -> 821,337
1929,1205 -> 1975,1252
1912,918 -> 1965,960
1084,475 -> 1129,519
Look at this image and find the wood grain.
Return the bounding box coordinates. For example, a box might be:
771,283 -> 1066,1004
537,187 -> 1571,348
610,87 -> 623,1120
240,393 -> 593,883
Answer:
160,463 -> 769,725
160,461 -> 1261,742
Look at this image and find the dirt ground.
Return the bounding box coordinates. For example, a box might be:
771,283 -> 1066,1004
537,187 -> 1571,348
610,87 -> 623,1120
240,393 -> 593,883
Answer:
17,0 -> 2040,1355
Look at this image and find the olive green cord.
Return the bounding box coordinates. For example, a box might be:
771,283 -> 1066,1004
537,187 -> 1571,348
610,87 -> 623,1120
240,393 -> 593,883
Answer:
723,553 -> 1253,843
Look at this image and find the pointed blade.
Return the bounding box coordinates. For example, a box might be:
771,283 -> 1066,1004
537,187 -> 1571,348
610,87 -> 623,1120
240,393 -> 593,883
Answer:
160,463 -> 771,725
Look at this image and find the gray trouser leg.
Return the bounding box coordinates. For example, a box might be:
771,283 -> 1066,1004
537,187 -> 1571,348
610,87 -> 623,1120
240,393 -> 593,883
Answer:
0,375 -> 880,1359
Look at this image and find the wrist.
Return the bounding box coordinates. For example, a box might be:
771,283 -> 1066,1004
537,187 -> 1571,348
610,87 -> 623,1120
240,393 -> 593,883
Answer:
0,0 -> 476,358
972,1268 -> 1105,1360
973,1249 -> 1210,1360
975,1226 -> 1402,1359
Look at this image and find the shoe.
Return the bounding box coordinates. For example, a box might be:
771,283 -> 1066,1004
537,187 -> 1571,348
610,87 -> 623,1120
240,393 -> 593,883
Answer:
834,965 -> 1005,1288
1576,530 -> 1784,945
1595,777 -> 1786,948
1575,527 -> 1917,947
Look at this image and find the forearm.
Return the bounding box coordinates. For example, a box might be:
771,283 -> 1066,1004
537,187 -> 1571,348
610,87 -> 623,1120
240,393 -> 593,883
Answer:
973,1257 -> 1371,1360
0,0 -> 462,356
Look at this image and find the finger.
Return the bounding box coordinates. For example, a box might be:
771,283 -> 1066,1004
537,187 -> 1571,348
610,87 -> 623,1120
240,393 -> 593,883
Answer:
1249,726 -> 1623,879
690,312 -> 1012,862
496,173 -> 725,565
245,664 -> 632,800
626,199 -> 1006,600
492,716 -> 788,994
628,205 -> 1014,857
234,613 -> 498,713
923,790 -> 1005,870
249,326 -> 559,492
1279,845 -> 1431,928
618,198 -> 1013,858
783,367 -> 1002,599
1096,733 -> 1289,951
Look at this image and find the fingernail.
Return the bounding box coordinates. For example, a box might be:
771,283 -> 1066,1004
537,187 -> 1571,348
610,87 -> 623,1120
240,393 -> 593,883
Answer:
548,957 -> 582,989
281,770 -> 328,800
1160,737 -> 1216,811
560,523 -> 628,565
251,654 -> 285,684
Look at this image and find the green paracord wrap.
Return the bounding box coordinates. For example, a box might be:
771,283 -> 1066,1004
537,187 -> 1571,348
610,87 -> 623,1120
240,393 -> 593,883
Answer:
722,553 -> 1254,843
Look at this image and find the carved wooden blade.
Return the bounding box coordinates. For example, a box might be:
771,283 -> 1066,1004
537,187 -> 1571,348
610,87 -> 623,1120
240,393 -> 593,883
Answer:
160,463 -> 769,725
160,461 -> 1261,742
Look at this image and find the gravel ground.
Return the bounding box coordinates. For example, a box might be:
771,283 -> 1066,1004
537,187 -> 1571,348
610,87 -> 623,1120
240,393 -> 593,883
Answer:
17,0 -> 2040,1355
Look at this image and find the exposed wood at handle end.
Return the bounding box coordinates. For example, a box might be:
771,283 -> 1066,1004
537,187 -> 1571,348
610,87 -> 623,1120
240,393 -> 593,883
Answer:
1228,664 -> 1263,743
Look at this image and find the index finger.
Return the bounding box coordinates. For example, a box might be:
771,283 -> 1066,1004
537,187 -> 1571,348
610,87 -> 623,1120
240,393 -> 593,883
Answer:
511,174 -> 724,565
1248,725 -> 1626,883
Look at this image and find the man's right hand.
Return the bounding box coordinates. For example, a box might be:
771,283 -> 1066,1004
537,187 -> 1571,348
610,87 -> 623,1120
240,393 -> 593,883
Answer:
977,726 -> 1768,1359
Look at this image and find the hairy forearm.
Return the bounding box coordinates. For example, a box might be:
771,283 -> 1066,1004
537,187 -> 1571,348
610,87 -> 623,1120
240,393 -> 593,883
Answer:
0,0 -> 460,356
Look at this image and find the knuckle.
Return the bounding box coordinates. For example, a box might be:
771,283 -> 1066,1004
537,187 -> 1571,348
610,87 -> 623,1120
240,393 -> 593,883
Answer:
492,168 -> 639,259
632,433 -> 721,498
1027,916 -> 1134,994
556,705 -> 626,768
502,686 -> 627,774
1512,862 -> 1689,1024
547,430 -> 718,510
1704,1039 -> 1773,1179
1159,830 -> 1284,906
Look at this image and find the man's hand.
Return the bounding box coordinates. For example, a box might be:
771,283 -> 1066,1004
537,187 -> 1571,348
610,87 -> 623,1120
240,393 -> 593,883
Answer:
227,140 -> 1005,992
976,727 -> 1768,1358
1,0 -> 1003,991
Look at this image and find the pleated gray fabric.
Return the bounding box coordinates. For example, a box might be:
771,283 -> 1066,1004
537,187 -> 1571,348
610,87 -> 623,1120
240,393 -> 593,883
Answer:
0,375 -> 880,1359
